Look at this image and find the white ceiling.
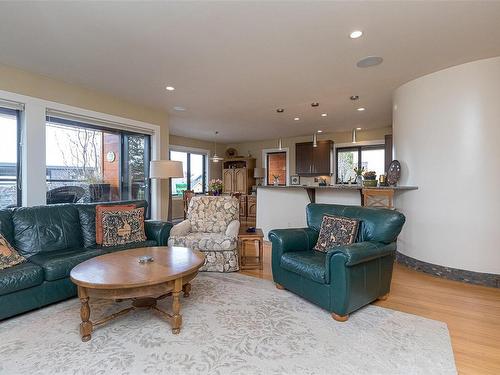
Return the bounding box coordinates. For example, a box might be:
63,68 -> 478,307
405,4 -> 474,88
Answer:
1,1 -> 500,143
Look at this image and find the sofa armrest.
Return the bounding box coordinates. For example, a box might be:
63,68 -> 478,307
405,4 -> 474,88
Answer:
145,220 -> 173,246
269,228 -> 319,254
326,241 -> 396,267
225,220 -> 240,238
169,219 -> 191,237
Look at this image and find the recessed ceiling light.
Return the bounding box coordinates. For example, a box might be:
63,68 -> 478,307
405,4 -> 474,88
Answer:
321,113 -> 327,117
350,30 -> 363,39
356,56 -> 383,68
356,127 -> 362,130
276,108 -> 284,113
173,106 -> 186,111
317,130 -> 323,133
165,86 -> 175,91
357,107 -> 365,111
350,95 -> 359,101
311,102 -> 319,107
294,117 -> 300,121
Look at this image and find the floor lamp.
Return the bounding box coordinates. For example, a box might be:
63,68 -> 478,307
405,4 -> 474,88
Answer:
150,160 -> 184,221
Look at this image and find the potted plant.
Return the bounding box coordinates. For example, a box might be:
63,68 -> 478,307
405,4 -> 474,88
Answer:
362,171 -> 378,187
353,167 -> 365,185
208,179 -> 223,195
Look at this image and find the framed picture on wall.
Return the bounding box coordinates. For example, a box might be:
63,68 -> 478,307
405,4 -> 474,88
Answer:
290,175 -> 300,185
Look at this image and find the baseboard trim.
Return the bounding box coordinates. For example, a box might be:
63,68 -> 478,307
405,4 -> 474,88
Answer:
395,251 -> 500,288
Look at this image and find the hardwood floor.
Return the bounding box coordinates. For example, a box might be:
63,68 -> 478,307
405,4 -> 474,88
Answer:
240,241 -> 500,375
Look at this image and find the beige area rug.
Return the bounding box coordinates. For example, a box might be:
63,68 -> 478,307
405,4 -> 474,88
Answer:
0,273 -> 456,375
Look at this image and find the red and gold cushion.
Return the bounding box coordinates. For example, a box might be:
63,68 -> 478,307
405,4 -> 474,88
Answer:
0,234 -> 26,270
101,207 -> 147,247
95,204 -> 136,245
314,215 -> 359,253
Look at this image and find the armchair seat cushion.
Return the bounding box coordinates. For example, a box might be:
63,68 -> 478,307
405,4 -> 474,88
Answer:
280,251 -> 328,284
169,232 -> 237,252
0,262 -> 44,296
29,248 -> 105,281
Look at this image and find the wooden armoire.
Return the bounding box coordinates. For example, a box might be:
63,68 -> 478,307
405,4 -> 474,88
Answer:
222,157 -> 256,221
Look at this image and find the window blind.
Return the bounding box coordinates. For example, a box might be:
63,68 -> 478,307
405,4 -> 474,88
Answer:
0,98 -> 25,111
45,108 -> 155,135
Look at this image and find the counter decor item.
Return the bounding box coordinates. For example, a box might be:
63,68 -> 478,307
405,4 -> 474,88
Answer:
354,167 -> 365,185
319,178 -> 327,186
362,171 -> 378,187
379,174 -> 388,186
387,160 -> 401,186
290,175 -> 300,185
272,174 -> 280,186
208,179 -> 223,195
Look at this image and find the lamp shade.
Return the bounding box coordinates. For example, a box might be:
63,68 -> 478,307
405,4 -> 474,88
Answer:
149,160 -> 183,179
254,168 -> 265,178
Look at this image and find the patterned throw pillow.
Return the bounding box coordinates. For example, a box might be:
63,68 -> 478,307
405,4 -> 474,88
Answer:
0,234 -> 26,270
95,204 -> 136,245
314,215 -> 359,253
101,207 -> 146,247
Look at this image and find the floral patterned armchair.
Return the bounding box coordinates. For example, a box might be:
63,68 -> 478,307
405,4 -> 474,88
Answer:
168,196 -> 240,272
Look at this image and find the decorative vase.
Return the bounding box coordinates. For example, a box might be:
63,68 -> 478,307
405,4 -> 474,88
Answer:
273,177 -> 280,186
356,175 -> 363,185
363,179 -> 378,187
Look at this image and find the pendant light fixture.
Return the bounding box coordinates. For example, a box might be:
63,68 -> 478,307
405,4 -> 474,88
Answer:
278,138 -> 283,150
210,131 -> 224,163
352,128 -> 357,143
313,132 -> 318,147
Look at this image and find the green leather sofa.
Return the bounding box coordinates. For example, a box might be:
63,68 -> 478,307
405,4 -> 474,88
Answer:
0,200 -> 172,320
269,203 -> 405,321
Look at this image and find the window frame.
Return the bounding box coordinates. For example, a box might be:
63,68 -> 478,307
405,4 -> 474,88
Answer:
168,149 -> 208,196
0,107 -> 22,207
45,116 -> 152,215
335,144 -> 385,184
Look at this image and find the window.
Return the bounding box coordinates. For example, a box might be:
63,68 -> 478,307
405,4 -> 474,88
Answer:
45,117 -> 151,211
0,107 -> 21,208
336,145 -> 385,183
266,152 -> 287,185
169,150 -> 207,195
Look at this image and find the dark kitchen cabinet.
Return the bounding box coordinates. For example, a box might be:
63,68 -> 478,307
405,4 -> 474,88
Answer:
295,140 -> 333,176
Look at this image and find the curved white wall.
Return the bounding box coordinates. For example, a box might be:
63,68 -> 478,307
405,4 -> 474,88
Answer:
394,56 -> 500,274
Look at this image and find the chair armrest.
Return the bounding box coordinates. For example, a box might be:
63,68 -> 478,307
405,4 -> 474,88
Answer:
225,220 -> 240,238
326,241 -> 396,267
145,220 -> 173,246
268,228 -> 318,254
169,219 -> 191,237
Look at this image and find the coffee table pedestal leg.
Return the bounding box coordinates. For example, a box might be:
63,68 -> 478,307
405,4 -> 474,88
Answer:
78,287 -> 93,342
171,278 -> 182,334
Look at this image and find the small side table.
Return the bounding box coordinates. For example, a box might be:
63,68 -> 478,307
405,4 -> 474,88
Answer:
238,227 -> 264,270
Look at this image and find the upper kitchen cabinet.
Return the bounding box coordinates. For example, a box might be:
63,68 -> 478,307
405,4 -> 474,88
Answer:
295,140 -> 333,176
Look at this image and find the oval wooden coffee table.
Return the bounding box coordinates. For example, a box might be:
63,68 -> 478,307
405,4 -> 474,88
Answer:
70,246 -> 205,342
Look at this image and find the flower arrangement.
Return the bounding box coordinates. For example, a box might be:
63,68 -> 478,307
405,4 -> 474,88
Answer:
362,171 -> 377,180
208,179 -> 223,195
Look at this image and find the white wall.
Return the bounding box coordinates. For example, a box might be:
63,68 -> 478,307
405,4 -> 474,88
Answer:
393,56 -> 500,274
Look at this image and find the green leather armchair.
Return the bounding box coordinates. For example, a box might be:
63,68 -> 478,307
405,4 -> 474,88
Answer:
269,203 -> 405,321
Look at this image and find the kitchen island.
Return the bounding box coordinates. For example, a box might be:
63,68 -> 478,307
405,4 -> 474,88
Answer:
256,184 -> 417,237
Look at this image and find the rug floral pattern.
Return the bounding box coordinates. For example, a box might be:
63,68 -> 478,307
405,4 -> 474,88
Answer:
0,273 -> 456,375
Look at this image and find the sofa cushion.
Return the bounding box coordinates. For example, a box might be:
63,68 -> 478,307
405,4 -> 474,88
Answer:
0,262 -> 44,296
188,196 -> 239,233
92,240 -> 158,254
12,205 -> 83,257
280,251 -> 328,284
0,209 -> 15,245
314,215 -> 359,253
168,232 -> 237,251
77,200 -> 148,248
29,248 -> 105,281
0,233 -> 26,270
102,207 -> 147,247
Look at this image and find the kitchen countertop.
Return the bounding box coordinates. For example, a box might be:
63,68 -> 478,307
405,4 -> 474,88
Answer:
257,184 -> 418,191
